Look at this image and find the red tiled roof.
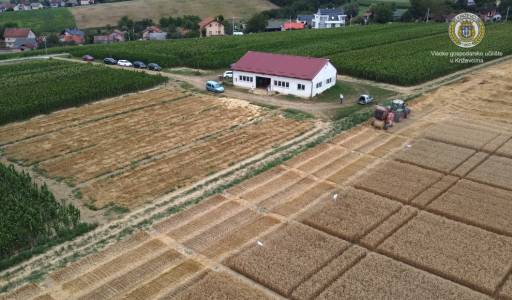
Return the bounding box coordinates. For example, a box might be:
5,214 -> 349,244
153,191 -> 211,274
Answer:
231,51 -> 330,81
4,28 -> 32,38
199,17 -> 216,28
282,22 -> 305,30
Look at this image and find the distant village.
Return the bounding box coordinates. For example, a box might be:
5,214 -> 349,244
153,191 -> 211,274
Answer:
0,3 -> 506,52
0,0 -> 95,12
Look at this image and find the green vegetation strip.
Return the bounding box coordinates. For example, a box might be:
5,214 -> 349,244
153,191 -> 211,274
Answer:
0,163 -> 96,272
2,23 -> 511,85
0,60 -> 167,125
0,8 -> 76,34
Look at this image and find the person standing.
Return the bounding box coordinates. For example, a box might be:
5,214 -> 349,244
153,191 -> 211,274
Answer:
339,93 -> 344,104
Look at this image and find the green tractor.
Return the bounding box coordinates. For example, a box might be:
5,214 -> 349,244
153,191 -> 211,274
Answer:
390,99 -> 411,123
372,99 -> 411,130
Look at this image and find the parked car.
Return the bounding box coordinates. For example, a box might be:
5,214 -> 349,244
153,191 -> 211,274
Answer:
133,61 -> 147,69
103,57 -> 117,65
117,60 -> 133,67
82,55 -> 94,62
233,32 -> 244,36
223,71 -> 233,79
206,80 -> 224,93
148,63 -> 162,71
358,94 -> 374,105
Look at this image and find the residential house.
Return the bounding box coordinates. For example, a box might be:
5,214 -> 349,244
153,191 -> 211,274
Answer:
312,8 -> 347,28
30,2 -> 44,9
13,3 -> 31,10
198,17 -> 225,37
0,3 -> 16,12
282,21 -> 305,31
480,10 -> 501,22
64,0 -> 78,7
265,19 -> 285,32
362,11 -> 373,24
297,15 -> 314,27
80,0 -> 94,5
50,0 -> 60,8
231,51 -> 337,98
392,9 -> 407,21
60,28 -> 85,44
93,30 -> 125,44
3,28 -> 37,50
142,26 -> 167,40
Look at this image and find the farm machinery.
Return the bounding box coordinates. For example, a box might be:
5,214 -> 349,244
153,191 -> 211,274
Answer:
372,99 -> 411,130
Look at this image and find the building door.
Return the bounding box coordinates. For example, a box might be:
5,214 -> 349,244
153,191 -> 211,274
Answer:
256,76 -> 271,89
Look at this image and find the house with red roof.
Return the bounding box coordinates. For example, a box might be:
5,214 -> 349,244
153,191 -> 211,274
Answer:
282,21 -> 305,31
60,28 -> 85,44
231,51 -> 337,98
3,28 -> 37,50
199,17 -> 224,37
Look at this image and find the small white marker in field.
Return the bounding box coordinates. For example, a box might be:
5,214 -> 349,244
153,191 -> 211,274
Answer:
256,241 -> 264,247
333,193 -> 338,201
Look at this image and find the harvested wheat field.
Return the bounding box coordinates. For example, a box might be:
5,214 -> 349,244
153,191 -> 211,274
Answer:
0,87 -> 314,209
3,61 -> 512,299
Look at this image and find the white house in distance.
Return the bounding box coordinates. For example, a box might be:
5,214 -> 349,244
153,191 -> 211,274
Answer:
312,8 -> 347,28
231,51 -> 337,98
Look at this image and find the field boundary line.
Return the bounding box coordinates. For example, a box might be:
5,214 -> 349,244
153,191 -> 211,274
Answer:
297,245 -> 368,300
0,119 -> 329,291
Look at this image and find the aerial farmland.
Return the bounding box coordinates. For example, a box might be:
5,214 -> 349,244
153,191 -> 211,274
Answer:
1,11 -> 512,300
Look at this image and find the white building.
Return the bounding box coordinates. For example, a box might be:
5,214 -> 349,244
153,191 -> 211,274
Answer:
312,8 -> 347,29
231,51 -> 337,98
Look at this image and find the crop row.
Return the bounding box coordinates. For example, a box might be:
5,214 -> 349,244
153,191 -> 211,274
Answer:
0,60 -> 167,125
330,23 -> 512,85
0,163 -> 94,270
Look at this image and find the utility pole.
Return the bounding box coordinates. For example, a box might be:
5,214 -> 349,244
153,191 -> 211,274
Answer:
44,36 -> 47,55
506,6 -> 510,22
426,8 -> 430,22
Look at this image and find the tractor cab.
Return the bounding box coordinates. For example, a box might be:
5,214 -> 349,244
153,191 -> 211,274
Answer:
391,99 -> 406,112
390,99 -> 410,122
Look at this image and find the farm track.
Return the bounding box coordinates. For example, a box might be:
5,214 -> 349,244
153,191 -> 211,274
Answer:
3,60 -> 512,299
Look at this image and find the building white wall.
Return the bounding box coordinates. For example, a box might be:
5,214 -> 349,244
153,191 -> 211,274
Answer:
233,62 -> 337,98
312,14 -> 346,28
311,62 -> 337,97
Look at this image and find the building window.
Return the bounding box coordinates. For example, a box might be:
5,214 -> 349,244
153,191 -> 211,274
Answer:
316,82 -> 323,88
275,81 -> 289,88
240,75 -> 253,82
326,78 -> 332,84
297,84 -> 305,90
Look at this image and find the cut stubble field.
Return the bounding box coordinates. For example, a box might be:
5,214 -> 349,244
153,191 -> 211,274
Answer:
0,87 -> 313,209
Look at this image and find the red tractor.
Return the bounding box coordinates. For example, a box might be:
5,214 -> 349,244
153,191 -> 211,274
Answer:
372,100 -> 411,130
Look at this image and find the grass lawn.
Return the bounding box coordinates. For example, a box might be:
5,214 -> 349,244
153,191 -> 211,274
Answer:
0,8 -> 76,34
313,80 -> 397,103
165,67 -> 219,76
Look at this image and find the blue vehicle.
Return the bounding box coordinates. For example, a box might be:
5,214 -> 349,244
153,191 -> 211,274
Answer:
206,80 -> 224,93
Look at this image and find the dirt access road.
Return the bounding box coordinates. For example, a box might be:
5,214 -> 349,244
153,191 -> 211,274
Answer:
56,54 -> 511,119
6,54 -> 512,299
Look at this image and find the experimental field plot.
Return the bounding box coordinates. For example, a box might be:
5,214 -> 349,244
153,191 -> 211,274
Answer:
0,88 -> 313,209
3,61 -> 512,300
